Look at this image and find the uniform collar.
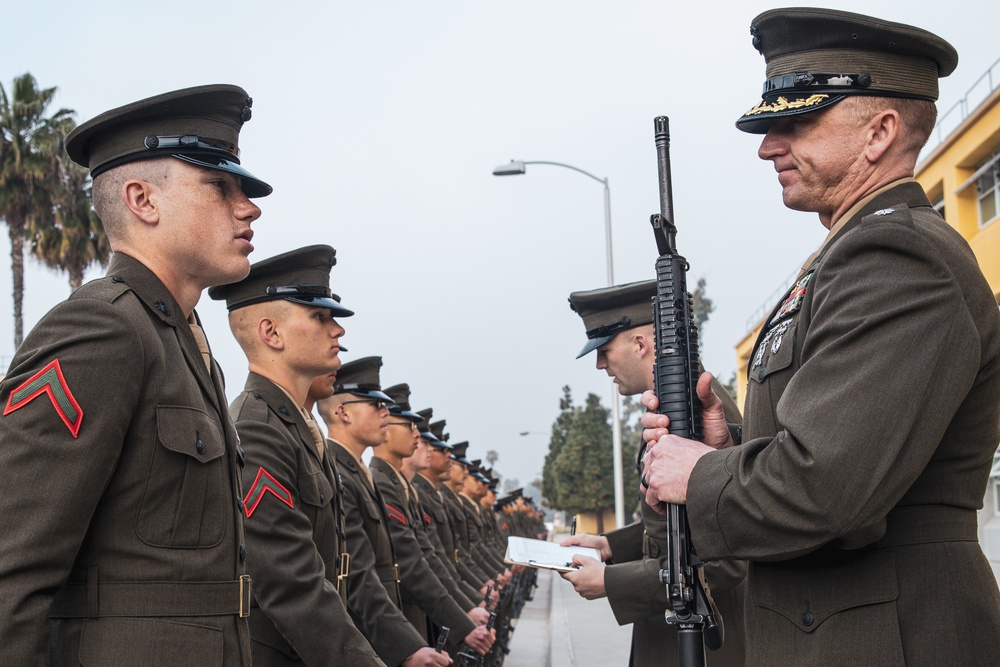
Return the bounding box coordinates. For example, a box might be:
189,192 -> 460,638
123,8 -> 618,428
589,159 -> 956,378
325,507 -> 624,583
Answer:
106,252 -> 186,326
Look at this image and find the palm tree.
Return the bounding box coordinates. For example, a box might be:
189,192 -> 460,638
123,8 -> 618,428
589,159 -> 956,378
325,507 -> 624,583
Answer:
28,117 -> 110,291
0,73 -> 74,347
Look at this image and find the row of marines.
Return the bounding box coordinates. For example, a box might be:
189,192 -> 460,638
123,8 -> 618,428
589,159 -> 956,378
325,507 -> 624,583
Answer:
0,82 -> 539,666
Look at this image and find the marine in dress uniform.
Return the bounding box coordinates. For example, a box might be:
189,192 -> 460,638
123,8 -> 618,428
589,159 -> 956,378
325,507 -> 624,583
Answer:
410,417 -> 487,603
209,246 -> 384,666
564,280 -> 747,667
316,359 -> 436,667
644,9 -> 1000,665
370,390 -> 494,657
0,85 -> 268,666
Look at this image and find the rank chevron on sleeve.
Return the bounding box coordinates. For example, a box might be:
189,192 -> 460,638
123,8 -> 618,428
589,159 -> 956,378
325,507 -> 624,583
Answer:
385,503 -> 407,525
243,467 -> 294,518
3,358 -> 84,438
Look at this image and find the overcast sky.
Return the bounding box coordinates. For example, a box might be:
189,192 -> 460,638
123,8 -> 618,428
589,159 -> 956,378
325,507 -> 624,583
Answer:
3,1 -> 998,489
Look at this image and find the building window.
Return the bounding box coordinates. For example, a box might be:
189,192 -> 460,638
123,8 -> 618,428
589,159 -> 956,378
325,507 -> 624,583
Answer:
977,151 -> 1000,227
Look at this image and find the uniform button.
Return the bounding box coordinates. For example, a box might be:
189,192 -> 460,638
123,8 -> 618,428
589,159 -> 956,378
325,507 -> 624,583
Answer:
252,392 -> 262,400
110,275 -> 124,283
278,405 -> 290,416
757,368 -> 767,381
196,439 -> 205,454
802,611 -> 814,627
320,495 -> 325,504
240,544 -> 247,562
154,299 -> 171,315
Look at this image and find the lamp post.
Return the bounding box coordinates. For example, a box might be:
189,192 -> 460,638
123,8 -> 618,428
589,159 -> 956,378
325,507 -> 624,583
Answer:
494,159 -> 626,530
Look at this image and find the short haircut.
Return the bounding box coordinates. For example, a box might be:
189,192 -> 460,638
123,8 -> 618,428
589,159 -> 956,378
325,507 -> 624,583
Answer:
90,158 -> 171,242
843,96 -> 937,156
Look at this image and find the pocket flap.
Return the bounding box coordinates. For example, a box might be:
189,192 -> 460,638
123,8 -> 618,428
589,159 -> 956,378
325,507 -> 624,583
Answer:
752,550 -> 898,632
156,406 -> 224,462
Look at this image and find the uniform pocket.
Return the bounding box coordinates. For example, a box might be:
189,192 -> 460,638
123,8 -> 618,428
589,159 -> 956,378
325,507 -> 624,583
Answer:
748,550 -> 903,663
749,320 -> 797,384
299,470 -> 336,564
136,406 -> 227,548
80,618 -> 222,666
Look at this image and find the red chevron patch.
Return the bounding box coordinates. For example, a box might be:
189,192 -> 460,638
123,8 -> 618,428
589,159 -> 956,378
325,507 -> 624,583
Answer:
385,503 -> 407,525
3,359 -> 83,437
243,467 -> 294,518
423,511 -> 432,526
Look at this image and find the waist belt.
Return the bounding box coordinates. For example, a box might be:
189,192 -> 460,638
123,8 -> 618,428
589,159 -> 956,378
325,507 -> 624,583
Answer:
49,575 -> 252,619
875,505 -> 978,548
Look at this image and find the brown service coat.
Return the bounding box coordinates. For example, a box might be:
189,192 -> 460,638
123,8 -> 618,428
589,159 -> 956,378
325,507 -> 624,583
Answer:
370,457 -> 477,643
230,374 -> 383,666
0,253 -> 251,665
688,182 -> 1000,665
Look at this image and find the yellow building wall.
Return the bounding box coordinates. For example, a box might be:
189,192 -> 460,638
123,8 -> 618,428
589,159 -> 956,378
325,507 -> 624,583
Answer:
734,85 -> 1000,410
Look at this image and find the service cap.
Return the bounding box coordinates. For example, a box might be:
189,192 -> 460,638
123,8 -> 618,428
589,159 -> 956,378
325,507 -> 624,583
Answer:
209,244 -> 353,316
568,280 -> 655,358
334,356 -> 392,403
736,8 -> 958,133
66,84 -> 271,197
450,441 -> 471,465
385,383 -> 423,421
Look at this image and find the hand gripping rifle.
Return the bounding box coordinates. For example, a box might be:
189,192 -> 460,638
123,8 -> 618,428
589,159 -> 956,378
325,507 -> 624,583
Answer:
457,584 -> 495,667
649,116 -> 723,667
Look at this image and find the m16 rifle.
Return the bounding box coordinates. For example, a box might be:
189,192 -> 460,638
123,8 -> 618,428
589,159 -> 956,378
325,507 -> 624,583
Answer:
649,116 -> 722,667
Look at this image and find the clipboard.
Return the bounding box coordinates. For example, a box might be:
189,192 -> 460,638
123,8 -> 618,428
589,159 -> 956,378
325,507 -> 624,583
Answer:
504,536 -> 601,572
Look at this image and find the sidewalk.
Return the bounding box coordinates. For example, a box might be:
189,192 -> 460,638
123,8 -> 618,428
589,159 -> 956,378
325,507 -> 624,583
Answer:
505,567 -> 632,667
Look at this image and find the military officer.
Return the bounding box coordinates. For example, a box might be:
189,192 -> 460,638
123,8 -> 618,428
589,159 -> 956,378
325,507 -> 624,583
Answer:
316,359 -> 446,667
0,85 -> 268,665
369,384 -> 494,657
209,245 -> 383,666
561,280 -> 746,667
642,9 -> 1000,664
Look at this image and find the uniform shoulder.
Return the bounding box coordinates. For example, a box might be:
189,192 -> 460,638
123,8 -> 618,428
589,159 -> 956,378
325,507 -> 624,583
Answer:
230,390 -> 271,424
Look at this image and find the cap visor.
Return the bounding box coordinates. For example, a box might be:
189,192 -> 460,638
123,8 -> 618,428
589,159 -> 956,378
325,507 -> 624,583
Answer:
576,334 -> 613,359
173,154 -> 272,197
735,94 -> 845,134
286,295 -> 355,317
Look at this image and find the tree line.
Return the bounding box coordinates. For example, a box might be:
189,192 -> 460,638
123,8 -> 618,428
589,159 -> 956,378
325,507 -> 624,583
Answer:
0,73 -> 111,348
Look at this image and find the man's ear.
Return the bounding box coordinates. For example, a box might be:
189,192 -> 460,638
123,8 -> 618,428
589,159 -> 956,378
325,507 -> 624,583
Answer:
257,317 -> 283,351
865,109 -> 900,164
634,332 -> 652,357
122,179 -> 160,226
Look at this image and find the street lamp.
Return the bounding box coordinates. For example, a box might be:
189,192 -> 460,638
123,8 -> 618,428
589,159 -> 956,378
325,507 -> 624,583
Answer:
494,159 -> 626,530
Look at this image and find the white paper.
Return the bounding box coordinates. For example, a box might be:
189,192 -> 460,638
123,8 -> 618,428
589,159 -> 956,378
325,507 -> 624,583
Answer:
504,536 -> 601,572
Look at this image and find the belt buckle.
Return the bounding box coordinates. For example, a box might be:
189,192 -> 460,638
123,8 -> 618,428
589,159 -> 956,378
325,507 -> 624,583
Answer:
336,553 -> 351,601
239,575 -> 252,618
394,563 -> 401,583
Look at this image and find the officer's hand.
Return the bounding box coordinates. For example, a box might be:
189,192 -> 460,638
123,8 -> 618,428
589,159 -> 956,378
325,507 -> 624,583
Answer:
404,647 -> 453,666
559,555 -> 607,599
560,534 -> 612,561
640,374 -> 734,451
644,433 -> 714,507
467,606 -> 490,626
463,625 -> 496,655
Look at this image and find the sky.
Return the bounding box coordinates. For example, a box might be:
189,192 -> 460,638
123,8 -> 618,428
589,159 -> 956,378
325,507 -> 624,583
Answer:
3,0 -> 998,491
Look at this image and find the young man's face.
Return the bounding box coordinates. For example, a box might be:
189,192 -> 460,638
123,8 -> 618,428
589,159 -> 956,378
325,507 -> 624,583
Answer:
386,415 -> 419,458
341,397 -> 389,448
153,160 -> 262,290
281,305 -> 346,378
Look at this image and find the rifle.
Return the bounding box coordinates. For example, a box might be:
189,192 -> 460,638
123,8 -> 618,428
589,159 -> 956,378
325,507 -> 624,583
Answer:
457,585 -> 495,667
649,116 -> 722,667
